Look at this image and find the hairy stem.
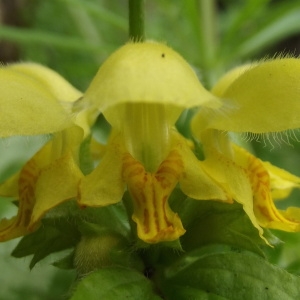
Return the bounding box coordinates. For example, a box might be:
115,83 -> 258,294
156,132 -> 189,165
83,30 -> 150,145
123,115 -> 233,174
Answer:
128,0 -> 145,41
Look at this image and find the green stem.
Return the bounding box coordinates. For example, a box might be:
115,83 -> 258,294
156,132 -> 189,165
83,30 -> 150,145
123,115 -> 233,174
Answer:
198,0 -> 219,87
128,0 -> 145,41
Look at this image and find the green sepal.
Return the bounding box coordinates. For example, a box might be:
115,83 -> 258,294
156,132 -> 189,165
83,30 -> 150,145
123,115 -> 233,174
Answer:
70,266 -> 163,300
80,203 -> 130,238
134,237 -> 184,253
74,224 -> 144,276
52,250 -> 75,270
11,217 -> 80,269
78,220 -> 112,236
161,244 -> 300,300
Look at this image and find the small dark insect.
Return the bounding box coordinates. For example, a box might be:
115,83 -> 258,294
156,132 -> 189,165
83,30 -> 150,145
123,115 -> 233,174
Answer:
161,53 -> 165,58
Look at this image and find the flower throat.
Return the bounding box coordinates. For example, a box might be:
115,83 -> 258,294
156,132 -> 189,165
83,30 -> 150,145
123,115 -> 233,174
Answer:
123,103 -> 170,172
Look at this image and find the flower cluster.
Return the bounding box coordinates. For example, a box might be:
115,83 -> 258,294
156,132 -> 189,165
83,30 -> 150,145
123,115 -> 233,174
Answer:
1,41 -> 300,244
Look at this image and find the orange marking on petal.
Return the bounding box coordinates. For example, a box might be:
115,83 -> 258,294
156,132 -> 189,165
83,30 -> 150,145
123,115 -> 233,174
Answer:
0,158 -> 40,241
143,209 -> 150,234
241,148 -> 298,229
122,149 -> 186,243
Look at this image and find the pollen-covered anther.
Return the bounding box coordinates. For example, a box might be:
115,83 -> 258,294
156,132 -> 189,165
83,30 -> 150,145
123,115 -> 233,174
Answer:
122,150 -> 186,243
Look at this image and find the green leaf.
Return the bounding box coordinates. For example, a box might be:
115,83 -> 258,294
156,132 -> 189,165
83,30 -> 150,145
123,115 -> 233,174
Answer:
0,26 -> 101,52
162,245 -> 300,300
61,0 -> 127,31
221,0 -> 270,47
175,199 -> 271,255
70,266 -> 162,300
222,2 -> 300,61
11,217 -> 80,269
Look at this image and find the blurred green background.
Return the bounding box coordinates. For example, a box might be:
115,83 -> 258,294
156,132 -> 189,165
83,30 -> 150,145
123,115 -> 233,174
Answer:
1,0 -> 300,298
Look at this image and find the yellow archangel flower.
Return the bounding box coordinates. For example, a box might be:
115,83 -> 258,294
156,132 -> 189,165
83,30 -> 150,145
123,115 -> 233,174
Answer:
78,42 -> 229,243
192,60 -> 300,243
0,63 -> 87,241
79,46 -> 300,244
1,42 -> 300,246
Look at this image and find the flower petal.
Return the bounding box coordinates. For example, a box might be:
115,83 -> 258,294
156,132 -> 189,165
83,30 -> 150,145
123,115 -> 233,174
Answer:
198,130 -> 269,242
122,149 -> 185,243
193,58 -> 300,133
234,145 -> 300,232
78,132 -> 125,207
29,126 -> 83,226
0,154 -> 40,241
83,41 -> 221,127
30,151 -> 83,227
210,64 -> 257,97
263,161 -> 300,200
280,207 -> 300,229
0,172 -> 19,198
171,132 -> 229,202
9,63 -> 82,104
0,126 -> 83,241
0,63 -> 81,137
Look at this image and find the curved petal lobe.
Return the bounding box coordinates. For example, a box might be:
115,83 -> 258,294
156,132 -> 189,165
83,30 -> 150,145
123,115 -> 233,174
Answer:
193,58 -> 300,133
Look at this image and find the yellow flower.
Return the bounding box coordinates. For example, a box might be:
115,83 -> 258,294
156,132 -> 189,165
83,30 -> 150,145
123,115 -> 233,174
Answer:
77,41 -> 231,243
0,63 -> 86,241
2,43 -> 300,247
192,59 -> 300,243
